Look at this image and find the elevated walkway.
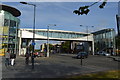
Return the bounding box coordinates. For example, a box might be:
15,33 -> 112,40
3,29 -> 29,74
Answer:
18,29 -> 94,41
18,29 -> 95,56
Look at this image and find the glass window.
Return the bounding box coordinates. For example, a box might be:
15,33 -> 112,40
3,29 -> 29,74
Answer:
3,26 -> 9,35
72,33 -> 75,38
110,31 -> 113,39
4,19 -> 9,26
52,32 -> 59,38
37,31 -> 42,36
76,34 -> 80,38
49,32 -> 52,37
103,33 -> 105,38
9,27 -> 16,36
10,20 -> 16,27
65,33 -> 69,38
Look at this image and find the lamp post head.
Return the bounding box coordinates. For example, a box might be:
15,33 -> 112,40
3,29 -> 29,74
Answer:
20,2 -> 28,4
20,2 -> 36,6
48,24 -> 56,27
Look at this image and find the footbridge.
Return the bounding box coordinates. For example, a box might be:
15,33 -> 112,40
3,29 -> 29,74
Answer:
18,29 -> 94,55
18,29 -> 93,41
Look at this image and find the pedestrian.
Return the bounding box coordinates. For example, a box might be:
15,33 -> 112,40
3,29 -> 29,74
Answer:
10,53 -> 16,66
25,53 -> 29,65
4,50 -> 10,66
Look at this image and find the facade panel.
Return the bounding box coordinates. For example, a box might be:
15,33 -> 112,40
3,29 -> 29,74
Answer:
0,5 -> 20,56
116,15 -> 120,35
93,28 -> 115,55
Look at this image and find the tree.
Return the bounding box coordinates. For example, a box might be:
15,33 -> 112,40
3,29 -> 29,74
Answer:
61,41 -> 70,53
116,35 -> 120,49
115,35 -> 120,55
49,44 -> 54,50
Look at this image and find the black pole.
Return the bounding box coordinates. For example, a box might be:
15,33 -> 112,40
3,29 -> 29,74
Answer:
20,2 -> 36,70
32,5 -> 36,70
81,55 -> 82,66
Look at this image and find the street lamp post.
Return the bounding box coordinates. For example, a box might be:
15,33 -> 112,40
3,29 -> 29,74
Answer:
86,26 -> 88,41
47,25 -> 50,57
80,25 -> 94,40
20,2 -> 36,69
47,24 -> 56,57
79,25 -> 94,66
80,25 -> 94,41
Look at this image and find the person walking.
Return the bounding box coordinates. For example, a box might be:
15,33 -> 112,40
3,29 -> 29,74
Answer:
10,53 -> 16,66
25,53 -> 30,65
4,50 -> 10,66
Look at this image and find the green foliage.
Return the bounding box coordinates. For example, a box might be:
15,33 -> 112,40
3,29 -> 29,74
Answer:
29,45 -> 33,51
49,44 -> 54,50
116,35 -> 120,49
34,49 -> 40,52
61,41 -> 70,53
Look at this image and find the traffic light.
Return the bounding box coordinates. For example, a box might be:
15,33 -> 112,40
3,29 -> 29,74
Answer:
99,2 -> 107,8
73,10 -> 81,15
79,6 -> 89,11
73,0 -> 108,15
84,9 -> 90,15
79,6 -> 90,15
73,6 -> 90,15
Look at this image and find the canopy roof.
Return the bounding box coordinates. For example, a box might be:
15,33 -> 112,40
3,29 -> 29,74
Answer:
0,4 -> 21,17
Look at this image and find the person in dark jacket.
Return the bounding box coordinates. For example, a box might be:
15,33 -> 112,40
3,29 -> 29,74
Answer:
10,53 -> 16,66
25,53 -> 30,65
5,50 -> 10,66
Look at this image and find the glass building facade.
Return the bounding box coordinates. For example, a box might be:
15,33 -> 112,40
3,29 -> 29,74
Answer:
93,28 -> 115,55
27,29 -> 88,39
116,15 -> 120,36
0,4 -> 21,55
116,1 -> 120,36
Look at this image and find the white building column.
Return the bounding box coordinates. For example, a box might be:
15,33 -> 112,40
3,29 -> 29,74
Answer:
92,40 -> 95,55
18,30 -> 22,56
70,41 -> 73,50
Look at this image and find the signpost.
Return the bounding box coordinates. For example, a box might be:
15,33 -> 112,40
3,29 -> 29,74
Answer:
32,42 -> 36,46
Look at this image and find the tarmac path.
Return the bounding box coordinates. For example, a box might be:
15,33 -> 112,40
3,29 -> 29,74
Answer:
1,54 -> 119,78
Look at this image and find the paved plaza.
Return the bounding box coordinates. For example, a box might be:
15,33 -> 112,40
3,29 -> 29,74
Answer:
1,54 -> 119,78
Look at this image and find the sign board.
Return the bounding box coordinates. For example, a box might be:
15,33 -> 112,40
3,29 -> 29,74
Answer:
32,42 -> 36,46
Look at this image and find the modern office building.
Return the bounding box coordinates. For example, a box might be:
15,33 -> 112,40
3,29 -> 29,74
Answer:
92,28 -> 116,55
116,15 -> 120,36
116,1 -> 120,36
0,4 -> 21,56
